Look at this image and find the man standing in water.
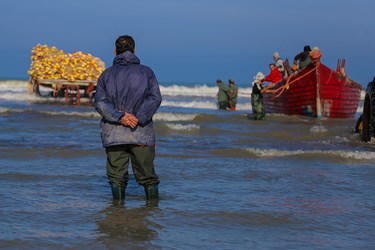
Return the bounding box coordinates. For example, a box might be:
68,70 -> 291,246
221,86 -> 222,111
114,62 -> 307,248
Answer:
228,79 -> 238,110
216,79 -> 229,110
94,35 -> 162,205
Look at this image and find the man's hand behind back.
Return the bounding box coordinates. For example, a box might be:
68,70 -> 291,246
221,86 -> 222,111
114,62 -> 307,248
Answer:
120,112 -> 138,128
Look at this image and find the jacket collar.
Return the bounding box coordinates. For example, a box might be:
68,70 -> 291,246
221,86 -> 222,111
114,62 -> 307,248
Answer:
113,51 -> 140,66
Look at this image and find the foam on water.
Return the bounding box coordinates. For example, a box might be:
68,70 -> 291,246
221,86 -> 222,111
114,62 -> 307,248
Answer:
310,125 -> 328,133
37,110 -> 100,118
154,112 -> 198,122
161,100 -> 252,111
161,100 -> 218,109
245,147 -> 375,160
164,123 -> 200,131
160,84 -> 252,98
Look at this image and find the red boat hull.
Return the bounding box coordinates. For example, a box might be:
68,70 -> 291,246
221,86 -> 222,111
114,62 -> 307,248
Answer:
262,63 -> 362,118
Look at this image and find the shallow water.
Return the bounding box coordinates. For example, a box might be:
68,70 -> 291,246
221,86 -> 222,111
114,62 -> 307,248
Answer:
0,80 -> 374,249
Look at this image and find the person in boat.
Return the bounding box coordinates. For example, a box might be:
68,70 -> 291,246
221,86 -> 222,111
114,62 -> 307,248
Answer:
262,63 -> 283,87
251,72 -> 266,120
273,52 -> 285,77
94,35 -> 162,205
216,79 -> 229,110
228,79 -> 238,110
292,45 -> 312,71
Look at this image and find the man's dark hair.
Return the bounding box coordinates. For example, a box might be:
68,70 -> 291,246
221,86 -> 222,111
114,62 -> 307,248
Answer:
304,45 -> 311,52
115,35 -> 135,55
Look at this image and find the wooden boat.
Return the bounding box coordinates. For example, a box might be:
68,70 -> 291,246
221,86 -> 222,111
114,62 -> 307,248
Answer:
262,54 -> 362,119
28,77 -> 96,105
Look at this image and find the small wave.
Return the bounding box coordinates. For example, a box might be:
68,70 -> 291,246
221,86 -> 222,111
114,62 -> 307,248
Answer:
38,110 -> 100,118
0,80 -> 28,87
0,92 -> 47,102
0,107 -> 11,113
0,106 -> 100,118
164,123 -> 200,131
161,100 -> 218,109
154,112 -> 198,122
161,100 -> 252,111
0,107 -> 28,114
160,84 -> 216,97
245,147 -> 375,160
160,84 -> 252,98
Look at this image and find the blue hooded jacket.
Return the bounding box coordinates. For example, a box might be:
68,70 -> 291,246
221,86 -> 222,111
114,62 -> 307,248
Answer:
94,51 -> 162,147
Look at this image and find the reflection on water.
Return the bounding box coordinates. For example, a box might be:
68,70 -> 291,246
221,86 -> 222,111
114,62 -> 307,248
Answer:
96,204 -> 162,249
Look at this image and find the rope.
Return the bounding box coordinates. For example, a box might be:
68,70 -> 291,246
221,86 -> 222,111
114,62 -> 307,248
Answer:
274,65 -> 318,98
262,49 -> 322,98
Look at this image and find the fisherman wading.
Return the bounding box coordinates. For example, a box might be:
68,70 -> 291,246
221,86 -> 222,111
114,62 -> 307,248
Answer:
94,35 -> 162,206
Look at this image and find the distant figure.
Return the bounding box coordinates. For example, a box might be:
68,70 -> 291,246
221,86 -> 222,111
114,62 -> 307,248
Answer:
216,79 -> 229,110
262,63 -> 283,87
292,45 -> 312,71
94,35 -> 162,205
310,46 -> 322,65
251,72 -> 266,120
228,79 -> 238,110
273,52 -> 285,77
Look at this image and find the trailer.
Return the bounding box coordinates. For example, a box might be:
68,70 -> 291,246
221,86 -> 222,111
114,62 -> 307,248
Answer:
28,77 -> 96,105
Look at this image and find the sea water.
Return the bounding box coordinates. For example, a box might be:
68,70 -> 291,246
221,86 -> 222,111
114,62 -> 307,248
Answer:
0,80 -> 374,249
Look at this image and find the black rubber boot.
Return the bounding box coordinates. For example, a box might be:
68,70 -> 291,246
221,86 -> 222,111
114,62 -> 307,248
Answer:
110,182 -> 125,201
144,185 -> 159,207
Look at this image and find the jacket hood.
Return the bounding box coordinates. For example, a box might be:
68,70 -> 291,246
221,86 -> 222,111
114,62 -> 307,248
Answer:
113,51 -> 140,66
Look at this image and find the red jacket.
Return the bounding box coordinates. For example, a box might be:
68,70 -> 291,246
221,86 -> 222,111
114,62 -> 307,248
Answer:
263,68 -> 282,83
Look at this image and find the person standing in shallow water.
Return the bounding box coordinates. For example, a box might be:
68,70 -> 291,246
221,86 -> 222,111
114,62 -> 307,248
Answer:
228,79 -> 238,110
94,35 -> 162,205
251,72 -> 266,120
216,79 -> 229,110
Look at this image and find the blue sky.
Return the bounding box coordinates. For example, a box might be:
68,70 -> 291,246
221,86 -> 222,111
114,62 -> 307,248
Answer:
0,0 -> 374,86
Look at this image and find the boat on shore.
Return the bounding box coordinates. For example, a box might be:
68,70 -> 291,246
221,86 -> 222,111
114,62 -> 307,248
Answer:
262,54 -> 362,119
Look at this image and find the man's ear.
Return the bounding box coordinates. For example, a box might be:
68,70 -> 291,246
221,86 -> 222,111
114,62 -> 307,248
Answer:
114,48 -> 117,55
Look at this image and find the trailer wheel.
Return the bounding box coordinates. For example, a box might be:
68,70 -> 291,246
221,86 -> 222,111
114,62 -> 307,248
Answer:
362,94 -> 371,142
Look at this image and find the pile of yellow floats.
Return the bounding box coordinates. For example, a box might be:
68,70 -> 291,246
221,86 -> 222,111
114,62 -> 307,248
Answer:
28,44 -> 106,105
28,44 -> 105,82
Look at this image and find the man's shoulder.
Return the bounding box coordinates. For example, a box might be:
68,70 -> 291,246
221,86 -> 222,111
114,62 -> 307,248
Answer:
124,63 -> 154,75
139,63 -> 154,71
108,63 -> 154,73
